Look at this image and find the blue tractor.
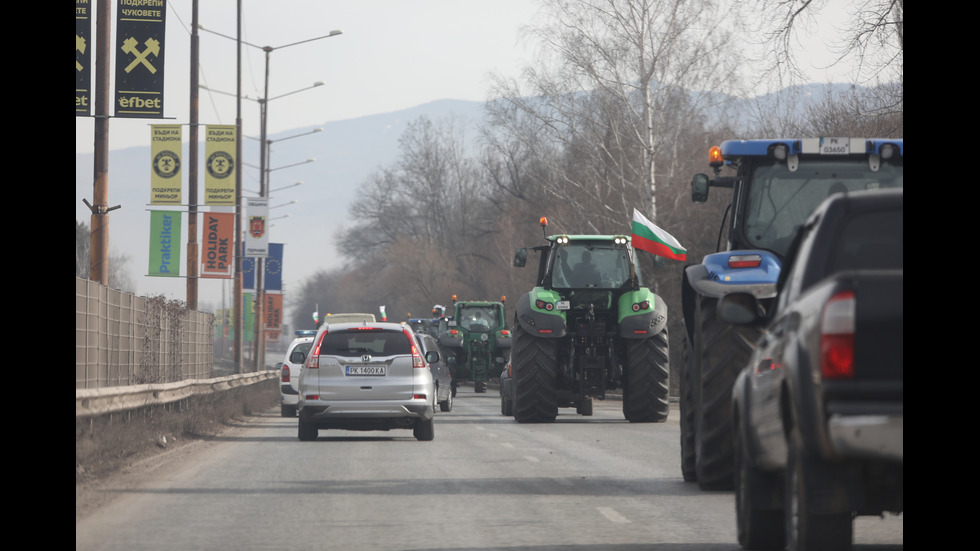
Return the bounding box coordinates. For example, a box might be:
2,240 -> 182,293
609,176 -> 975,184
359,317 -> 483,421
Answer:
680,138 -> 904,490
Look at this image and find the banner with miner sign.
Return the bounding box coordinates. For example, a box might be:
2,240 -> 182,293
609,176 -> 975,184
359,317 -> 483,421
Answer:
151,125 -> 182,204
76,0 -> 92,116
114,0 -> 166,118
205,125 -> 237,205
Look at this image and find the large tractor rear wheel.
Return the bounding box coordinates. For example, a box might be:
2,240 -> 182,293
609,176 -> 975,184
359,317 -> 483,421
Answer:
623,328 -> 670,423
679,334 -> 697,482
512,325 -> 558,423
694,294 -> 759,491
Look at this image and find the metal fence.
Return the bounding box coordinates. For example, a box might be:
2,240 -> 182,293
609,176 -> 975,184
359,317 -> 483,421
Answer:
76,278 -> 215,389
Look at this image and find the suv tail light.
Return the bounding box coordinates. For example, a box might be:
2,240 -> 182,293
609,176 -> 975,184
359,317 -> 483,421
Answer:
281,365 -> 291,382
820,291 -> 855,379
404,329 -> 425,368
307,331 -> 326,369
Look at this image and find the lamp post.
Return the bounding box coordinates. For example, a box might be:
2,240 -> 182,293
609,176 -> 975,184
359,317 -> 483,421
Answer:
197,25 -> 341,371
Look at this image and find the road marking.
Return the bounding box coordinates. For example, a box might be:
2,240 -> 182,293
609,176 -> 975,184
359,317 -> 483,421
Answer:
501,442 -> 514,448
597,507 -> 630,523
524,456 -> 540,463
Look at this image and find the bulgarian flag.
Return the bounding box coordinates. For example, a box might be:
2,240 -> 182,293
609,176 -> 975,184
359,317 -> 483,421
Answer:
631,208 -> 687,261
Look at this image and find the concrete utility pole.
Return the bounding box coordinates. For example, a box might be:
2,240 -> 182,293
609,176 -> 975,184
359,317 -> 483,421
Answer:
234,0 -> 244,371
89,0 -> 112,285
186,0 -> 200,309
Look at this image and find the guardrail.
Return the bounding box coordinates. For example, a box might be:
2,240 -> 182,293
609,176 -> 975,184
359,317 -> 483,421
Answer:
75,371 -> 277,418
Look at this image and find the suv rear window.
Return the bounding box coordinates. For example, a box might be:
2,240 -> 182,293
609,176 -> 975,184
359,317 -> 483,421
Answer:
317,329 -> 412,357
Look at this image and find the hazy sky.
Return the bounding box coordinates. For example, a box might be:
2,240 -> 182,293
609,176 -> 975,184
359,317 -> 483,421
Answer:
77,0 -> 859,314
76,0 -> 856,155
76,0 -> 544,154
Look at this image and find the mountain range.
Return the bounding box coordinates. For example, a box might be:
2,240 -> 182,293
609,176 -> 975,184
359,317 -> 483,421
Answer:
75,83 -> 868,308
75,99 -> 488,307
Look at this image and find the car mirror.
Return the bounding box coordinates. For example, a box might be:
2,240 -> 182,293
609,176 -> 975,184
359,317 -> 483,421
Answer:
426,351 -> 439,364
691,173 -> 710,203
514,248 -> 528,267
290,351 -> 306,364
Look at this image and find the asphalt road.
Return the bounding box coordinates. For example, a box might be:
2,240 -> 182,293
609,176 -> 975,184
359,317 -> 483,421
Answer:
75,385 -> 903,551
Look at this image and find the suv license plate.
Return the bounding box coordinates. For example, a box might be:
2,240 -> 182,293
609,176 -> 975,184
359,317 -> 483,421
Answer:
345,365 -> 386,376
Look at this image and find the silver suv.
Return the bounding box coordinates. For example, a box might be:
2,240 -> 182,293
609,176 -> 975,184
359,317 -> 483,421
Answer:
297,322 -> 436,441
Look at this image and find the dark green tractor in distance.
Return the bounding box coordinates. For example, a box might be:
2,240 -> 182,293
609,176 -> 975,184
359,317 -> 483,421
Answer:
510,217 -> 669,423
438,296 -> 512,394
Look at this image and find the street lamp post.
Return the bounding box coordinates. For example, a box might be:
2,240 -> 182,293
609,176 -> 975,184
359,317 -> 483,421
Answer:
249,155 -> 314,371
253,35 -> 341,372
198,24 -> 342,372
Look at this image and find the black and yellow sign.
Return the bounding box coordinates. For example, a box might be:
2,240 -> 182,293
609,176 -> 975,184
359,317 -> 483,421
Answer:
151,124 -> 182,204
205,125 -> 237,206
114,0 -> 167,118
76,1 -> 92,116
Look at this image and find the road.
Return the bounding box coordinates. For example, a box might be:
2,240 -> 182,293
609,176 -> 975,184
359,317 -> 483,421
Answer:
75,386 -> 902,551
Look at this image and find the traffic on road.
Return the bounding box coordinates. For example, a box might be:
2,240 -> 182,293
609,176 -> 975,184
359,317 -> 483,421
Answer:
75,384 -> 902,550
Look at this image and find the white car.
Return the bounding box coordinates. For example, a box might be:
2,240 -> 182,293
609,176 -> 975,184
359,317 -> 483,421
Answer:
279,331 -> 317,417
297,321 -> 436,441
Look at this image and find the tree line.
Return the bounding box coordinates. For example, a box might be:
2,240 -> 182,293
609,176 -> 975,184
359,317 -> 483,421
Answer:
288,0 -> 903,384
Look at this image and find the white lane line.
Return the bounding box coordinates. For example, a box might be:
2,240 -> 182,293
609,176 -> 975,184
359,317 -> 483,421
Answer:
524,456 -> 540,463
501,442 -> 514,448
597,507 -> 630,524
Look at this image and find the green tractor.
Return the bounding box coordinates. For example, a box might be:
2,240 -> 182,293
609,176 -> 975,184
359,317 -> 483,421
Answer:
438,296 -> 512,394
510,217 -> 669,423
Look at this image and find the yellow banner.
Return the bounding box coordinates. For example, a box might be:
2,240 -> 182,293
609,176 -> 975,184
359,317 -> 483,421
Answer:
150,125 -> 182,204
205,125 -> 237,206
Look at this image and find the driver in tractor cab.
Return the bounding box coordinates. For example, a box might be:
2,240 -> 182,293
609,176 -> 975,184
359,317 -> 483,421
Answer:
467,311 -> 491,332
561,249 -> 601,287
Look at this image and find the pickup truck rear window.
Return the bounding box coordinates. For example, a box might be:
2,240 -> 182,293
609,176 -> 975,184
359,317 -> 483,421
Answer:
317,330 -> 412,357
831,209 -> 903,272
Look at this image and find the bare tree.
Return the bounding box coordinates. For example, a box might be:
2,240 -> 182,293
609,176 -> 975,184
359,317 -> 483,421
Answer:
336,115 -> 507,309
77,220 -> 92,278
749,0 -> 903,94
486,0 -> 741,228
798,82 -> 903,136
76,220 -> 135,292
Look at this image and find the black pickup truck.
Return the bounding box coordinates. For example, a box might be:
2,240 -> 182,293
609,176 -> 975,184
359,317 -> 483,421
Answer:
720,188 -> 903,551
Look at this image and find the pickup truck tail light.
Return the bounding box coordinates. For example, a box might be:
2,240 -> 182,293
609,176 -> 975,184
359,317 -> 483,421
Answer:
820,291 -> 855,378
